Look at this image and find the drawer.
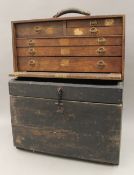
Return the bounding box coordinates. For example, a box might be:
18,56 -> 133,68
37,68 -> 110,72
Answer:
15,21 -> 64,38
67,18 -> 123,27
16,37 -> 122,47
67,26 -> 122,36
17,46 -> 122,57
18,57 -> 122,73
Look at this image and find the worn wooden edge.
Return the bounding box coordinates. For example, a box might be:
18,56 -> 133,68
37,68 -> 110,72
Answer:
9,79 -> 124,89
11,14 -> 125,24
15,146 -> 120,165
12,22 -> 18,72
9,72 -> 122,80
121,15 -> 125,80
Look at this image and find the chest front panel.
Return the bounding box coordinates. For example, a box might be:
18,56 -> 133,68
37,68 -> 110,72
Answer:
9,79 -> 123,164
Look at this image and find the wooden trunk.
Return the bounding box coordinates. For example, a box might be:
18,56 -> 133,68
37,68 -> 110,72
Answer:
9,78 -> 123,164
11,9 -> 125,80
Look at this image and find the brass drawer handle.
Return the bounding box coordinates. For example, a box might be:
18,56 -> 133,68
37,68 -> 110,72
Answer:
28,39 -> 35,46
90,20 -> 98,26
97,47 -> 106,55
28,59 -> 36,66
28,48 -> 36,56
34,26 -> 42,33
105,19 -> 114,26
98,37 -> 106,45
89,27 -> 98,35
96,60 -> 106,69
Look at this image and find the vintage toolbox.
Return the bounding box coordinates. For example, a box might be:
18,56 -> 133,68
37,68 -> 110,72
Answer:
9,78 -> 123,164
11,9 -> 125,80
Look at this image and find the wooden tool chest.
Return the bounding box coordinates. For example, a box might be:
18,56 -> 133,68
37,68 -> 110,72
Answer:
9,9 -> 125,165
11,9 -> 125,80
9,78 -> 123,164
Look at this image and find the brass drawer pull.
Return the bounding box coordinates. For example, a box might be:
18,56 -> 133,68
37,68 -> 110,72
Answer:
89,27 -> 98,35
97,47 -> 106,55
105,19 -> 114,26
28,48 -> 36,56
96,60 -> 106,69
34,26 -> 42,33
28,59 -> 36,66
98,37 -> 106,45
90,20 -> 98,26
28,39 -> 35,46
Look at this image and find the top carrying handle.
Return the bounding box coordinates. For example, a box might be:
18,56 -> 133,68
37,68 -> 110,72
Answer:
53,8 -> 90,18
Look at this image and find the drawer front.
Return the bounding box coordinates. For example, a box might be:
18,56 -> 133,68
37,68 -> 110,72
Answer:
67,18 -> 122,27
17,46 -> 122,57
11,96 -> 121,164
16,37 -> 122,47
67,26 -> 123,36
15,21 -> 64,38
18,57 -> 122,73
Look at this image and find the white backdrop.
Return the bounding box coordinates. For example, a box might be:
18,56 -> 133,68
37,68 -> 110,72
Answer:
0,0 -> 134,175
